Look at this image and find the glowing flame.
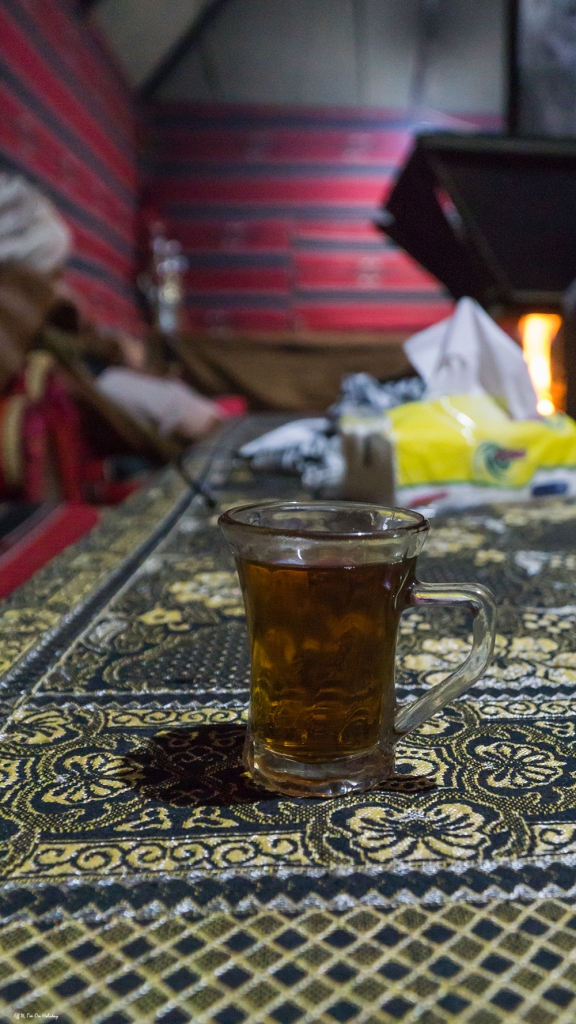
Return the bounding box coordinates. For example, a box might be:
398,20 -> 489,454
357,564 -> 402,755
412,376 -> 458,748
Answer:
519,313 -> 561,416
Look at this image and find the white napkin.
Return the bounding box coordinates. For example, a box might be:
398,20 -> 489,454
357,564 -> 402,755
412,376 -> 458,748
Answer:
404,296 -> 539,420
239,418 -> 329,461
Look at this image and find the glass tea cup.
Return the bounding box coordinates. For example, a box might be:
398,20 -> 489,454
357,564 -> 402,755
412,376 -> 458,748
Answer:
219,501 -> 496,798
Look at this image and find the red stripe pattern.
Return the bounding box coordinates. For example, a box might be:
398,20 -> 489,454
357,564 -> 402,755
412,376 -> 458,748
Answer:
0,503 -> 99,599
0,0 -> 141,333
145,103 -> 498,334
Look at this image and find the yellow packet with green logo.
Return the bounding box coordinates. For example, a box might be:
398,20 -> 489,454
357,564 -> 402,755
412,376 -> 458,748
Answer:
341,394 -> 576,511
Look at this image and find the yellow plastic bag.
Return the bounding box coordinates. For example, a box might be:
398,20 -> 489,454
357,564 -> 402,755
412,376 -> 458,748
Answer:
341,394 -> 576,511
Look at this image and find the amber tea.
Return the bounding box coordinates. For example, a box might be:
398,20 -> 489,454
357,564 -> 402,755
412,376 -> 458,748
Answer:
237,557 -> 416,761
219,501 -> 495,797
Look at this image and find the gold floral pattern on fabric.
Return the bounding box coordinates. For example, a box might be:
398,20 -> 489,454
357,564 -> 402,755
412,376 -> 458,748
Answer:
501,502 -> 576,526
169,572 -> 244,615
1,422 -> 576,1021
343,801 -> 491,863
1,472 -> 576,887
0,693 -> 573,882
0,476 -> 575,885
0,466 -> 188,680
419,527 -> 485,557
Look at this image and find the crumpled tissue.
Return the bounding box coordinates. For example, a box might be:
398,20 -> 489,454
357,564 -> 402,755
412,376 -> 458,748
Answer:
404,296 -> 539,420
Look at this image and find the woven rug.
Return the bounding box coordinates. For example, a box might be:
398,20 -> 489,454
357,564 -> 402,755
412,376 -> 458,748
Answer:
0,416 -> 576,1024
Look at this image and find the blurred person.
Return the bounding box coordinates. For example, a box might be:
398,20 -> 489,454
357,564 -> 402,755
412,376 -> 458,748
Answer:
0,174 -> 70,389
0,172 -> 223,442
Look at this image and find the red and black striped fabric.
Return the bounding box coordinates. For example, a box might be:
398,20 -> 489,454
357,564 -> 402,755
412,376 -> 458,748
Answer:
144,103 -> 499,335
0,0 -> 141,334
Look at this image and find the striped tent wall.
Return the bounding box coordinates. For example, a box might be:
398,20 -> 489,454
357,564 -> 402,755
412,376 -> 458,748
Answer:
144,103 -> 499,335
0,0 -> 141,334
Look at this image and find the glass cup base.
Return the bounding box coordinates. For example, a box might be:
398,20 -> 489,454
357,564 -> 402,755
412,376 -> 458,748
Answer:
243,733 -> 395,798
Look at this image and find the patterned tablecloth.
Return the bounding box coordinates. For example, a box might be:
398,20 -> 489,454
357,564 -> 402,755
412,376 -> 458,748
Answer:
0,416 -> 576,1024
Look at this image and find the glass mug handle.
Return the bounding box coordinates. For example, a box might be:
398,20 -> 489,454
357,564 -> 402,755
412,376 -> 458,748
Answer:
395,581 -> 496,737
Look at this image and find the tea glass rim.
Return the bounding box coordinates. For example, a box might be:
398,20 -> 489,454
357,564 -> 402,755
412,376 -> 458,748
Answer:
219,500 -> 428,541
